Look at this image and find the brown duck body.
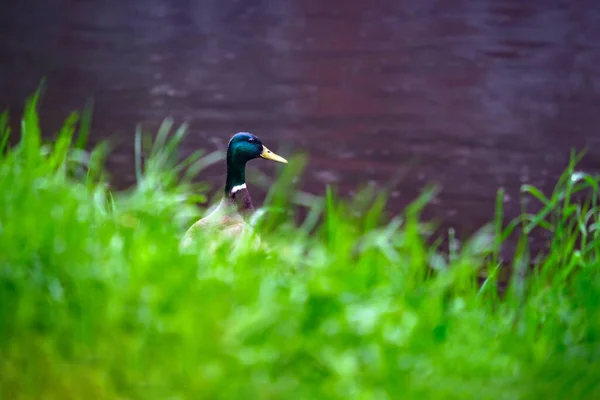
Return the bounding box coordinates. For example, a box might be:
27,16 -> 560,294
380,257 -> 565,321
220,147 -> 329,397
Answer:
180,184 -> 256,249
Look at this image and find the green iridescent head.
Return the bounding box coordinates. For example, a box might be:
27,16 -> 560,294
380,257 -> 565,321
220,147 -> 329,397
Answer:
225,132 -> 287,193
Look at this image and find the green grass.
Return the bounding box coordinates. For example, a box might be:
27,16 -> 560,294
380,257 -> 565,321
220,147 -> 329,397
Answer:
1,89 -> 600,399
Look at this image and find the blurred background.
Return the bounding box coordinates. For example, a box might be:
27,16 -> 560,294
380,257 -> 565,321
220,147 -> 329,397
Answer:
1,0 -> 599,252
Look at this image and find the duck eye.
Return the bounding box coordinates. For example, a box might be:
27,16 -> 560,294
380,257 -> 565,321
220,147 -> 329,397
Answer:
248,138 -> 256,143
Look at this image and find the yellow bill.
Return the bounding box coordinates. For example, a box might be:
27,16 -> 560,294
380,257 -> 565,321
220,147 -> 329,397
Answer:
260,145 -> 288,164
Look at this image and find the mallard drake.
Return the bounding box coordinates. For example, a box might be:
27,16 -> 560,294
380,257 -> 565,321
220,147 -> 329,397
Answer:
180,132 -> 288,250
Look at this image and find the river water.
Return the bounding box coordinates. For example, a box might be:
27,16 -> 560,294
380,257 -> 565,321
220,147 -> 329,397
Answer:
1,0 -> 600,257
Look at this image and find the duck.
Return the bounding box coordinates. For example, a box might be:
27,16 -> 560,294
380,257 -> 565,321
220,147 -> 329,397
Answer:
180,132 -> 288,251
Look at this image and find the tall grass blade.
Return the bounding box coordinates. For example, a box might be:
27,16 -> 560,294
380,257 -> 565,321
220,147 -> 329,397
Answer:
0,110 -> 10,156
75,98 -> 93,150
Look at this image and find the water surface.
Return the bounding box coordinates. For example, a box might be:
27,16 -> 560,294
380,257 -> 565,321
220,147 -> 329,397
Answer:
1,0 -> 600,255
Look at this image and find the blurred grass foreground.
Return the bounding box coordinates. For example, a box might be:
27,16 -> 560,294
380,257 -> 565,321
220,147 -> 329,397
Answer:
1,89 -> 600,400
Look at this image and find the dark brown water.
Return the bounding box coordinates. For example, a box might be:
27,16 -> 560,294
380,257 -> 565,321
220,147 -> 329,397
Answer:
2,0 -> 600,255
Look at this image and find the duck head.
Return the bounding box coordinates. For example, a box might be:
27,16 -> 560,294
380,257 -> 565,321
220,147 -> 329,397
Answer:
225,132 -> 288,194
